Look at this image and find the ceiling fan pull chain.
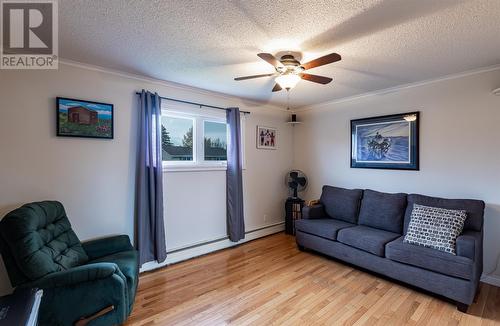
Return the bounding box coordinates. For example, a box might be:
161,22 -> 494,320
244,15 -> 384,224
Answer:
287,91 -> 290,110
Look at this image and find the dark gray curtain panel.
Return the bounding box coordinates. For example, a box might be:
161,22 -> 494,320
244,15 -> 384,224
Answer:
226,107 -> 245,242
136,90 -> 167,265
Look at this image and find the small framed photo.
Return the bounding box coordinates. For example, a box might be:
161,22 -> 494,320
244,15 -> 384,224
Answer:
256,126 -> 277,149
351,112 -> 419,170
57,97 -> 114,139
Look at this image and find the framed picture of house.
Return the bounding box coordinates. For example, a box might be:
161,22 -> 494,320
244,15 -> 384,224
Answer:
256,126 -> 277,149
351,112 -> 419,170
56,97 -> 114,139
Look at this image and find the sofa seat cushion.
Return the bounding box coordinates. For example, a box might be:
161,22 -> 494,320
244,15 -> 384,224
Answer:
358,190 -> 407,233
88,250 -> 139,310
320,186 -> 363,223
386,237 -> 473,280
337,226 -> 400,257
295,218 -> 355,240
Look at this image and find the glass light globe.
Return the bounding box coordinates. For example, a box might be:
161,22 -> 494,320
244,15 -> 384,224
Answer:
275,74 -> 301,89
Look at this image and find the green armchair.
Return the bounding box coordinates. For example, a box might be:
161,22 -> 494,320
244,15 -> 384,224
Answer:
0,201 -> 139,325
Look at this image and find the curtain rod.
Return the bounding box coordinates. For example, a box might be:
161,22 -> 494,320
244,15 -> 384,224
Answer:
135,92 -> 250,115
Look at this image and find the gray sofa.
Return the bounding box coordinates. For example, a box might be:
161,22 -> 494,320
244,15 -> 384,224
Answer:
295,186 -> 485,312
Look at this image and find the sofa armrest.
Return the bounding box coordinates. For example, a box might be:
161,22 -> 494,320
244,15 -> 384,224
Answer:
456,231 -> 481,260
82,235 -> 134,260
302,204 -> 325,219
26,262 -> 124,289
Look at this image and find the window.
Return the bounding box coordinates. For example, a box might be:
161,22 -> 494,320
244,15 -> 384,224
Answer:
161,103 -> 243,170
161,116 -> 194,161
204,121 -> 227,161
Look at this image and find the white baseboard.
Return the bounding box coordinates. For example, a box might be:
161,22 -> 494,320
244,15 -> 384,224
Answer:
481,273 -> 500,287
140,222 -> 285,273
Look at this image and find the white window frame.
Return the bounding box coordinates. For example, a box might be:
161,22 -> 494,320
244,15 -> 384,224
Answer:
161,102 -> 245,172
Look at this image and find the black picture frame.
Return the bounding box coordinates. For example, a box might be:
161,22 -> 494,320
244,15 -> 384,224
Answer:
350,111 -> 419,170
56,97 -> 114,139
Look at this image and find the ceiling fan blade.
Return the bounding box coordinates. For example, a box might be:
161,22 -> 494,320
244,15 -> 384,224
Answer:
272,83 -> 282,92
234,73 -> 275,81
257,53 -> 284,68
301,53 -> 341,70
300,73 -> 333,84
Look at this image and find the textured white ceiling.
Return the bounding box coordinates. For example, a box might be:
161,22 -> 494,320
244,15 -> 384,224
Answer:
59,0 -> 500,109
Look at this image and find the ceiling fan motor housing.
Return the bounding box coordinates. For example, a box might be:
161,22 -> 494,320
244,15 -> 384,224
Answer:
280,54 -> 300,66
277,55 -> 304,74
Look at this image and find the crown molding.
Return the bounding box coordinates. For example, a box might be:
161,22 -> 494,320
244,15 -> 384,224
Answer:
59,58 -> 289,113
295,63 -> 500,113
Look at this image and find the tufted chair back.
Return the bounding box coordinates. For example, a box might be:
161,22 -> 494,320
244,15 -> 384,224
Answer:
0,201 -> 88,286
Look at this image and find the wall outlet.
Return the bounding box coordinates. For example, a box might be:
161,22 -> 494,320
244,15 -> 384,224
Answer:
264,214 -> 268,222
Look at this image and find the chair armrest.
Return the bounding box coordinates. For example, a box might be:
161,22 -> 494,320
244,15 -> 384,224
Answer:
24,263 -> 129,325
82,235 -> 134,260
456,231 -> 481,260
302,204 -> 325,219
26,263 -> 123,289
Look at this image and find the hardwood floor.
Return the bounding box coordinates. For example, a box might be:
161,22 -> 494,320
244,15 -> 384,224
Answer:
126,233 -> 500,325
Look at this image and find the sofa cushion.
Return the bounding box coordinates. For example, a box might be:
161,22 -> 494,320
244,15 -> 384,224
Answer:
386,236 -> 473,280
0,201 -> 88,281
88,250 -> 139,310
295,218 -> 355,240
404,204 -> 467,255
404,194 -> 485,233
358,189 -> 407,233
337,225 -> 400,257
320,186 -> 363,223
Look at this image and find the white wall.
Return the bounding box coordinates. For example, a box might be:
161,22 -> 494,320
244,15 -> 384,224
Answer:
293,67 -> 500,283
0,62 -> 293,294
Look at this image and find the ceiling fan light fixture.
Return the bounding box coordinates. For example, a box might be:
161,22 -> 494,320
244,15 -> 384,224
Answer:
275,74 -> 301,90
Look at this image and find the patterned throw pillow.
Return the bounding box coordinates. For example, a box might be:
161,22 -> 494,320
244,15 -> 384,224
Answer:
404,204 -> 467,255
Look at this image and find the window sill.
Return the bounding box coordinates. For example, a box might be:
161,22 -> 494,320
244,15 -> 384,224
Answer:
163,165 -> 227,172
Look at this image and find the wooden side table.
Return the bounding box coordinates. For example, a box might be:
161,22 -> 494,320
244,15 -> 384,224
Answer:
285,197 -> 304,235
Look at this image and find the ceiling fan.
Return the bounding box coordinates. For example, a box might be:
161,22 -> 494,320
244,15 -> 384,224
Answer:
234,52 -> 341,92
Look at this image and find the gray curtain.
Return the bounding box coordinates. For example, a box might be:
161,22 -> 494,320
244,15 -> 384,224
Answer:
226,107 -> 245,242
136,90 -> 167,265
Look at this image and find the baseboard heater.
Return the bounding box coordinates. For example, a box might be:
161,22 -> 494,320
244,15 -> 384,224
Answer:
166,222 -> 284,255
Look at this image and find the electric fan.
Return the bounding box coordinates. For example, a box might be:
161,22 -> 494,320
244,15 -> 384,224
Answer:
285,170 -> 308,199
